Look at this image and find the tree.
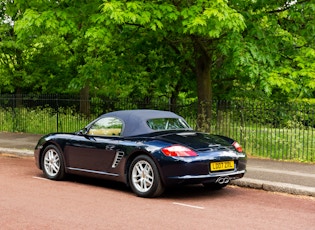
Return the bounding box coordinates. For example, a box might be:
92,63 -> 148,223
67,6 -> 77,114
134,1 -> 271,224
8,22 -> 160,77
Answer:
2,0 -> 314,123
99,0 -> 315,125
97,0 -> 247,129
10,0 -> 108,115
225,0 -> 315,101
0,0 -> 27,95
265,0 -> 315,99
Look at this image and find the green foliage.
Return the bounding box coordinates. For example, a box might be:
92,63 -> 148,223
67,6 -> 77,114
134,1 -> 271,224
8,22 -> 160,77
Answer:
0,0 -> 314,103
2,0 -> 107,94
212,0 -> 315,100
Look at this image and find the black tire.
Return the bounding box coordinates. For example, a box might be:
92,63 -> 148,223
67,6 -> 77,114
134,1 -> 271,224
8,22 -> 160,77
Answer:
41,145 -> 65,180
129,155 -> 165,198
203,182 -> 229,190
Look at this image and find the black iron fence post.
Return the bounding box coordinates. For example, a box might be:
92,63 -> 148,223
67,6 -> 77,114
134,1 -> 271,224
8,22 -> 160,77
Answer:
56,95 -> 59,133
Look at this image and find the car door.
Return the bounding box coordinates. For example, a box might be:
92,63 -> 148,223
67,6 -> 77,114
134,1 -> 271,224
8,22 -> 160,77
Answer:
65,117 -> 123,175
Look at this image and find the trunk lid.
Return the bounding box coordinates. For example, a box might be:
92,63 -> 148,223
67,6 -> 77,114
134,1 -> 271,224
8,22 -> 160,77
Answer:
155,131 -> 234,152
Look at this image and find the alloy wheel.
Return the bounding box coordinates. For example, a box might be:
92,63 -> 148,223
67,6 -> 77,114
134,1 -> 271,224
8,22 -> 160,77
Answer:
43,148 -> 60,177
131,160 -> 154,193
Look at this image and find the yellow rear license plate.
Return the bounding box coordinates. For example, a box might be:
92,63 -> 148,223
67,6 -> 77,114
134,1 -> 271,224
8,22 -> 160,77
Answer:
210,161 -> 235,171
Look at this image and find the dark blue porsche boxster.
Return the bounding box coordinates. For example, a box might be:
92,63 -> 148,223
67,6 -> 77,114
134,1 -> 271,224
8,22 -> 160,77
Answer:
34,110 -> 246,197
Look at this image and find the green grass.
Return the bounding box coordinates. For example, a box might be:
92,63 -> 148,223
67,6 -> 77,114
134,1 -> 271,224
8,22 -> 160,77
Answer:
215,124 -> 315,162
245,127 -> 314,162
0,107 -> 95,134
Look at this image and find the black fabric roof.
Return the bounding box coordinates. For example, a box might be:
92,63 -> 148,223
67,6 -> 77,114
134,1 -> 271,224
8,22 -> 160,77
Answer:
100,109 -> 192,136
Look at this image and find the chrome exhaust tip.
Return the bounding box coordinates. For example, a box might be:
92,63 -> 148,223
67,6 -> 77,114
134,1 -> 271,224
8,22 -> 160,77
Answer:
216,177 -> 230,184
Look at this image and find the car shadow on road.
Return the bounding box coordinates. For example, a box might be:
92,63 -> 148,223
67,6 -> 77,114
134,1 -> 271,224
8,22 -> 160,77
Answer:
64,174 -> 131,192
34,172 -> 238,199
161,184 -> 237,199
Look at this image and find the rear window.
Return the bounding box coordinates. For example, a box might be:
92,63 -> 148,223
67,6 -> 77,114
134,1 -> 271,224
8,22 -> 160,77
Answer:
147,118 -> 190,131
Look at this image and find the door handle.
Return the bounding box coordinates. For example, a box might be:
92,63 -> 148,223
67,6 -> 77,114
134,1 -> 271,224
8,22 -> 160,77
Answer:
106,145 -> 116,150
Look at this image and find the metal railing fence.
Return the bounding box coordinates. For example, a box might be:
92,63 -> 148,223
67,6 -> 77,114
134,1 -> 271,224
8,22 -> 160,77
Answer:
0,94 -> 314,162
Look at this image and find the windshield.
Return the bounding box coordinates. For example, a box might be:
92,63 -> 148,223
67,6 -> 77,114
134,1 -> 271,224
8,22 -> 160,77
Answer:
147,118 -> 191,131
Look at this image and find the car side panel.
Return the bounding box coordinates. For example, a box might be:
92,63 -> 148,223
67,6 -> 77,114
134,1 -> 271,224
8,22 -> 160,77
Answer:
65,135 -> 119,173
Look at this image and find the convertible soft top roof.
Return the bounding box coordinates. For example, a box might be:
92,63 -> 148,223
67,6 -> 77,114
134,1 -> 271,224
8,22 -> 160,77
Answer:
100,109 -> 192,136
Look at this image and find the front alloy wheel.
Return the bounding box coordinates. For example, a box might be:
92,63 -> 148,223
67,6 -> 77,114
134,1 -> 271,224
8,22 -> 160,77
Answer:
129,155 -> 164,198
42,145 -> 65,180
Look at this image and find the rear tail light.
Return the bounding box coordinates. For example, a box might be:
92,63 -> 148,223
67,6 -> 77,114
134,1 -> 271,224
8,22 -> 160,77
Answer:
232,141 -> 243,153
161,145 -> 198,157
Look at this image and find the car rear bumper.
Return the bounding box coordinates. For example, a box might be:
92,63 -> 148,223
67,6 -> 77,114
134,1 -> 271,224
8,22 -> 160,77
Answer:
158,153 -> 247,186
165,170 -> 245,185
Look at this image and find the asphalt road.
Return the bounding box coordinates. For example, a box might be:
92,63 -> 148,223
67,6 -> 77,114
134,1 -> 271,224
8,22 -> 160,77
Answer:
1,156 -> 315,230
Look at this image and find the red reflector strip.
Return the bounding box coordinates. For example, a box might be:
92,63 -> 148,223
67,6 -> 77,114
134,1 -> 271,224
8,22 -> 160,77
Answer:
232,141 -> 243,153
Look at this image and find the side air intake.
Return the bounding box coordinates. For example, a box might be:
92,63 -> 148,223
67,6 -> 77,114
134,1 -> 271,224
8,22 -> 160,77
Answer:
112,151 -> 124,168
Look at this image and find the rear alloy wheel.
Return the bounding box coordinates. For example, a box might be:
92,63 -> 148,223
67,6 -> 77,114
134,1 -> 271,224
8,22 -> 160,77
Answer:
42,145 -> 65,180
129,155 -> 164,198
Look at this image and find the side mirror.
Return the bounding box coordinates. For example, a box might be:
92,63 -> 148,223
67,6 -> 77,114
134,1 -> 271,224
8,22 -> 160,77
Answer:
77,128 -> 88,135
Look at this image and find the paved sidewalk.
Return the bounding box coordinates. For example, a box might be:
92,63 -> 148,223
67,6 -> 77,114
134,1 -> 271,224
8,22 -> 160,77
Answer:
231,158 -> 315,197
0,132 -> 41,156
0,132 -> 314,197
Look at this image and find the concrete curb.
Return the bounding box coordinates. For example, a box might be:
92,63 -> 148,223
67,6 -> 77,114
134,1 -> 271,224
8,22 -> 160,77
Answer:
0,148 -> 33,157
231,178 -> 315,197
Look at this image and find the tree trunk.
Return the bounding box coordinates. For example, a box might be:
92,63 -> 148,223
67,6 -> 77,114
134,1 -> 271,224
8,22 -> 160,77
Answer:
169,81 -> 181,113
80,84 -> 90,117
193,37 -> 213,132
15,88 -> 23,108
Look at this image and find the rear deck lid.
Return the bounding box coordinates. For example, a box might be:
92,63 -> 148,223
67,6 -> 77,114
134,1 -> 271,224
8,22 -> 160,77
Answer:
157,132 -> 233,151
